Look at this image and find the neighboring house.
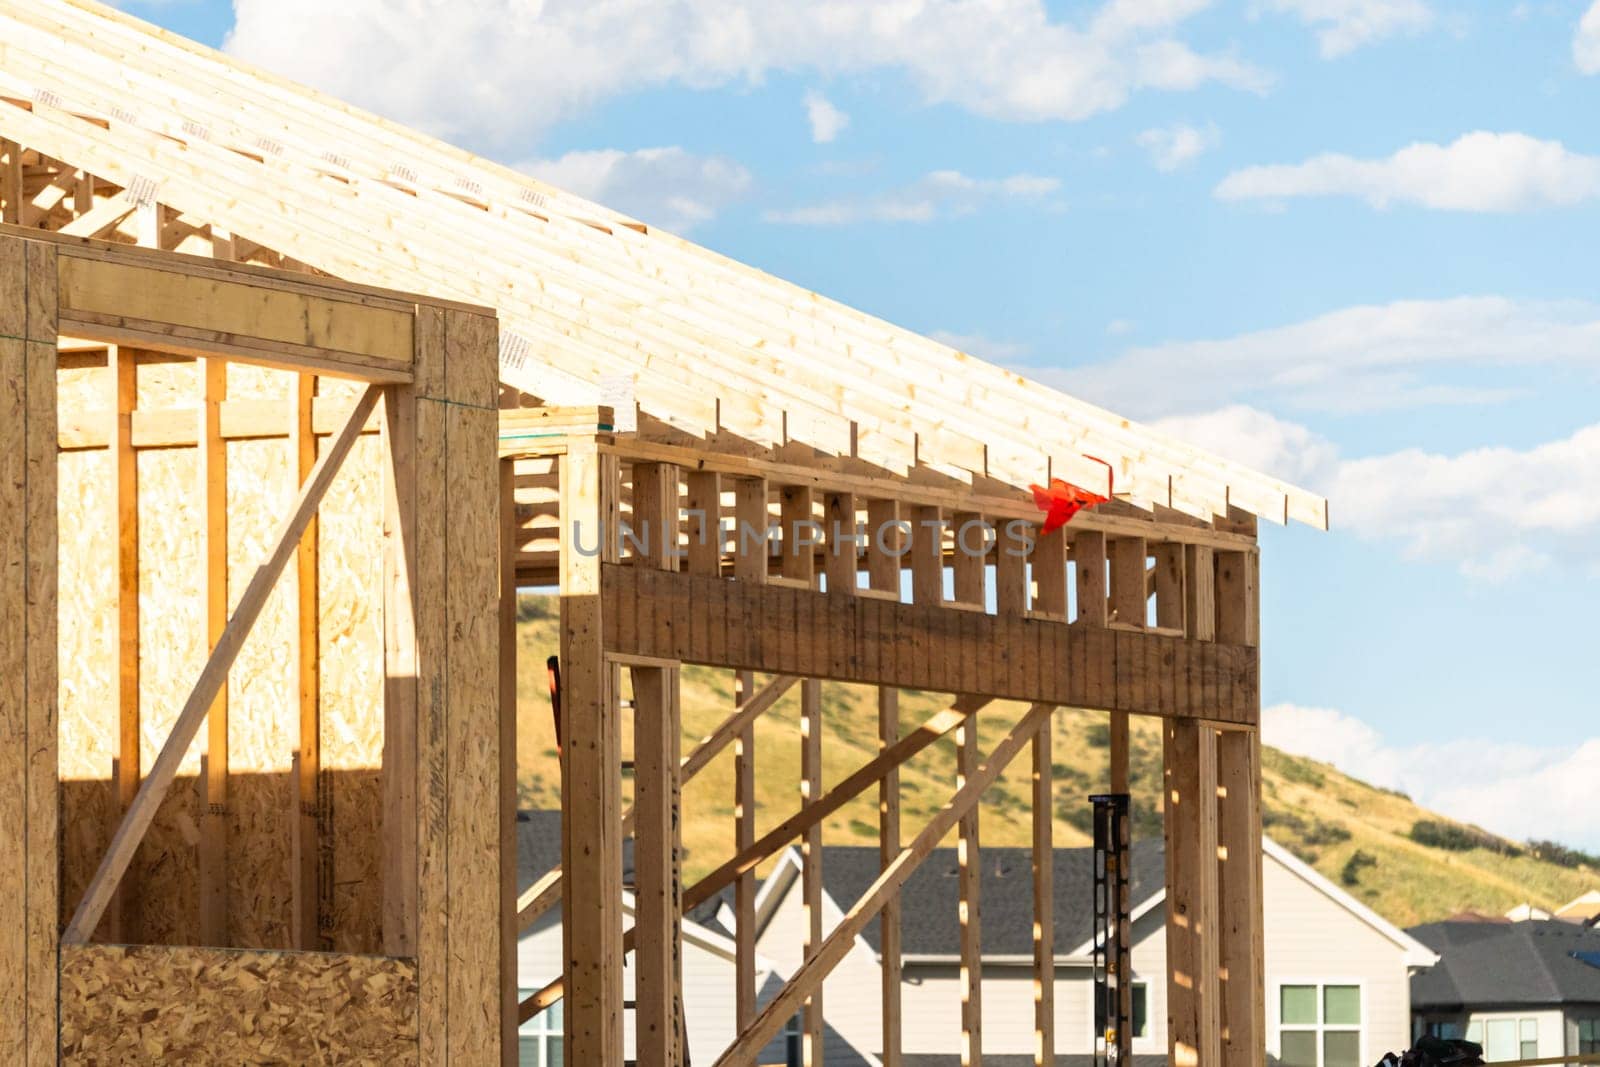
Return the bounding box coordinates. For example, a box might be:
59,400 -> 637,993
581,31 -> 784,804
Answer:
748,837 -> 1435,1066
515,811 -> 854,1066
1408,919 -> 1600,1062
513,812 -> 1434,1066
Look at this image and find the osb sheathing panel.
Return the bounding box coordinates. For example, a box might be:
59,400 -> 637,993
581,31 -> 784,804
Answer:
317,376 -> 386,954
57,359 -> 387,952
57,362 -> 118,930
226,433 -> 295,948
60,943 -> 419,1065
133,366 -> 206,944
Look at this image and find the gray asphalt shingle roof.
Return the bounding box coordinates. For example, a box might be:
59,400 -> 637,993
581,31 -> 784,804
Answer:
1408,919 -> 1600,1009
818,839 -> 1166,957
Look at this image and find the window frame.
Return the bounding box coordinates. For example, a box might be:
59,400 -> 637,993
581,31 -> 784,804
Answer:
1578,1016 -> 1600,1055
1272,978 -> 1365,1067
516,990 -> 564,1067
1465,1012 -> 1540,1061
1091,978 -> 1153,1046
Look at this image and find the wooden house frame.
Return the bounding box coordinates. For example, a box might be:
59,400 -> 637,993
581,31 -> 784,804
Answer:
0,1 -> 1327,1063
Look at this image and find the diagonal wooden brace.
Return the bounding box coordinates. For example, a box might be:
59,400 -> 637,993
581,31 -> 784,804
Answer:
514,672 -> 801,932
517,693 -> 993,1023
62,385 -> 381,945
711,702 -> 1055,1066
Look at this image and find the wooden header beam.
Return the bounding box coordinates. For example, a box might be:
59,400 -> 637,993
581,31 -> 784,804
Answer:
602,565 -> 1259,725
1,224 -> 488,383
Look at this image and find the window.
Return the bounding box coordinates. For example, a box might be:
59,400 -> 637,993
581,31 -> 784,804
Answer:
782,1014 -> 802,1067
1468,1016 -> 1537,1062
1279,984 -> 1361,1067
1094,981 -> 1151,1041
518,995 -> 563,1067
1580,1018 -> 1600,1055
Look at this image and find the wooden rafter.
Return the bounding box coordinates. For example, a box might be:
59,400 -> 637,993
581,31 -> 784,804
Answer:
0,0 -> 1329,528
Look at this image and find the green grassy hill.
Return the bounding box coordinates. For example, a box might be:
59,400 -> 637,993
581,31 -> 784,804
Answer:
514,595 -> 1595,929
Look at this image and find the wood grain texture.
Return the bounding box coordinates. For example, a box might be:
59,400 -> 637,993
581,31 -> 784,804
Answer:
442,309 -> 502,1064
60,944 -> 420,1064
1217,729 -> 1264,1067
602,565 -> 1259,724
560,441 -> 624,1064
878,686 -> 902,1067
1031,717 -> 1054,1067
958,712 -> 982,1067
57,255 -> 414,370
1163,721 -> 1221,1067
25,239 -> 60,1065
0,237 -> 30,1062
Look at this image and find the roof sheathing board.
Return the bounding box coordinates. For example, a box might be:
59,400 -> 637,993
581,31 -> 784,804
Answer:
0,0 -> 1328,528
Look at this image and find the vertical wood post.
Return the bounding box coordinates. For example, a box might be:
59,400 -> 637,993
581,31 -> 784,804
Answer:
733,669 -> 758,1031
1216,546 -> 1263,1065
1032,713 -> 1054,1067
951,511 -> 985,606
911,505 -> 944,606
824,491 -> 857,594
294,372 -> 324,950
0,234 -> 60,1061
109,344 -> 139,943
199,356 -> 230,946
1217,729 -> 1264,1067
561,436 -> 624,1065
869,497 -> 903,1066
403,307 -> 503,1063
877,685 -> 902,1067
382,377 -> 420,959
995,518 -> 1028,618
632,461 -> 686,1067
1,140 -> 22,225
801,675 -> 825,1067
781,485 -> 816,585
499,458 -> 520,1067
634,665 -> 684,1067
1032,524 -> 1067,617
1164,720 -> 1221,1067
731,475 -> 763,1032
959,709 -> 983,1067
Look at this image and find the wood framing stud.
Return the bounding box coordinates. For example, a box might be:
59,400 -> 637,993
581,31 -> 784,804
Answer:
64,386 -> 382,946
712,704 -> 1055,1067
1032,714 -> 1055,1067
1163,720 -> 1221,1067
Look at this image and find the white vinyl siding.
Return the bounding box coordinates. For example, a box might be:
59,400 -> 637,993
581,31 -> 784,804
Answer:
1264,854 -> 1413,1059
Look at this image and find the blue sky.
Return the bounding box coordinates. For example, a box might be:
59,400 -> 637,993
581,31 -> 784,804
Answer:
125,0 -> 1600,849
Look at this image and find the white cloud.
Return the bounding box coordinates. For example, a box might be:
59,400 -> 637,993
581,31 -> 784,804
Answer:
930,331 -> 1032,363
1152,404 -> 1341,490
516,147 -> 750,233
1148,404 -> 1600,580
225,0 -> 1271,146
1264,704 -> 1600,852
1216,131 -> 1600,212
1135,122 -> 1220,170
1260,0 -> 1434,58
1058,295 -> 1600,417
764,170 -> 1061,226
804,91 -> 849,144
1578,2 -> 1600,74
